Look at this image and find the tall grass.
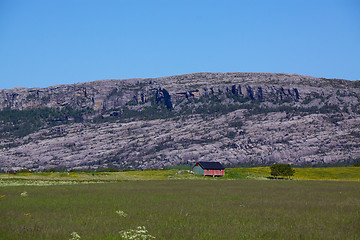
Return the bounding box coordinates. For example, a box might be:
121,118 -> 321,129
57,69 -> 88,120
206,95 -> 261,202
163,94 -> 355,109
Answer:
1,180 -> 359,239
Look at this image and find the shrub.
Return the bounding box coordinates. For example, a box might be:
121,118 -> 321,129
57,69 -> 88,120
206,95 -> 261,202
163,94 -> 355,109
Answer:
270,164 -> 295,179
353,158 -> 360,167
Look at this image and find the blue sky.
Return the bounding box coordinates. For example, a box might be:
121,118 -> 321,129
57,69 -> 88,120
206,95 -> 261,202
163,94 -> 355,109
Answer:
0,0 -> 359,89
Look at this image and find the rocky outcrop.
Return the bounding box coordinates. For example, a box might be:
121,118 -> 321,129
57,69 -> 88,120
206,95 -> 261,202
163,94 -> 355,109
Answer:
0,72 -> 358,114
0,72 -> 359,171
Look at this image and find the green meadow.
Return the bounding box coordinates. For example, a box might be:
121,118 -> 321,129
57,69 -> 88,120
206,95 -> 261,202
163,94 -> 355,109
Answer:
0,167 -> 360,239
1,180 -> 360,239
1,167 -> 360,185
225,167 -> 360,181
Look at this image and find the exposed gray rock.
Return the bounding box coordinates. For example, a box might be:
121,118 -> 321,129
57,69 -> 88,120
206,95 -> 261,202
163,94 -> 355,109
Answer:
0,72 -> 359,171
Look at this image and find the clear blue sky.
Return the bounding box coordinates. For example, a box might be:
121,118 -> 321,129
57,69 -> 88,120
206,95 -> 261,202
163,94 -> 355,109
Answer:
1,0 -> 359,89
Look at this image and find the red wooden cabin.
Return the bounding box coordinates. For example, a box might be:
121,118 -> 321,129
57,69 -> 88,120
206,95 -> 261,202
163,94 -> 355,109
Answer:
193,162 -> 225,177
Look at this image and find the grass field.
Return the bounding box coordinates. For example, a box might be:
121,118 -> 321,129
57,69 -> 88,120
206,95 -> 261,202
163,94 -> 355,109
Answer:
0,180 -> 359,239
225,167 -> 360,181
1,167 -> 359,239
1,167 -> 360,186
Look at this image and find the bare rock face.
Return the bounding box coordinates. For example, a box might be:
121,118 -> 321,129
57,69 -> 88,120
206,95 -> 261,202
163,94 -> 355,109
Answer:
0,72 -> 359,171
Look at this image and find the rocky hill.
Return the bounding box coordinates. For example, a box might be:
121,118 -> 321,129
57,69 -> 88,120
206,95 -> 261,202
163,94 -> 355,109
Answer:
0,72 -> 359,171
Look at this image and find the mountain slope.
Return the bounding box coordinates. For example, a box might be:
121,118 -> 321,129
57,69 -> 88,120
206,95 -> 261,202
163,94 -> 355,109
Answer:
0,72 -> 359,171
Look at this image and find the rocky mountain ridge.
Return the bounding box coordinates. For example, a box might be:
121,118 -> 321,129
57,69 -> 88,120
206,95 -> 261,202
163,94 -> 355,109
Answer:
0,72 -> 359,171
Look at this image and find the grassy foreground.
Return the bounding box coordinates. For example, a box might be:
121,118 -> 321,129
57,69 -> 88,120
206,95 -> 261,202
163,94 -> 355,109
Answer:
0,180 -> 359,239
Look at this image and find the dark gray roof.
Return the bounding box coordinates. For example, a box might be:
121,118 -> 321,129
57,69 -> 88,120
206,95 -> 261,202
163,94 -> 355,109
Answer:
196,162 -> 225,170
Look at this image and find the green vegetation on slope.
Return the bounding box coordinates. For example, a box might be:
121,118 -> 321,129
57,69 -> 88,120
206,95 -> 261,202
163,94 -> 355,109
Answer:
0,86 -> 353,140
0,106 -> 93,138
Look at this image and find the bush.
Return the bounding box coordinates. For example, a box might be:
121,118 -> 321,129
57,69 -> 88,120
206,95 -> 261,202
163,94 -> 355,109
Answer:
162,164 -> 192,170
353,158 -> 360,167
270,163 -> 295,179
96,167 -> 120,172
18,168 -> 32,173
44,167 -> 67,172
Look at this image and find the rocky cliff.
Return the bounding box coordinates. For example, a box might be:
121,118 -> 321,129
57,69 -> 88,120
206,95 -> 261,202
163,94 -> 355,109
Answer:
0,72 -> 359,171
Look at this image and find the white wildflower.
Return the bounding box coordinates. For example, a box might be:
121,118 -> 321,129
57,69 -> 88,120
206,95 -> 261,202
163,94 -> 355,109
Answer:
116,210 -> 128,217
20,191 -> 28,197
69,232 -> 81,240
119,226 -> 155,239
0,179 -> 105,186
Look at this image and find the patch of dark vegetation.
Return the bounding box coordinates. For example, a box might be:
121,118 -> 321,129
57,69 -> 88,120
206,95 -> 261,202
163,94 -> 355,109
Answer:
220,142 -> 239,149
325,114 -> 345,125
352,80 -> 360,88
225,161 -> 273,168
245,104 -> 341,117
94,167 -> 122,172
350,131 -> 360,138
180,138 -> 219,148
302,92 -> 326,104
106,88 -> 121,99
228,119 -> 244,129
270,163 -> 295,179
92,104 -> 175,124
144,141 -> 174,155
295,158 -> 360,168
225,131 -> 237,139
352,158 -> 360,167
0,106 -> 93,138
162,164 -> 193,170
17,168 -> 33,173
44,167 -> 68,173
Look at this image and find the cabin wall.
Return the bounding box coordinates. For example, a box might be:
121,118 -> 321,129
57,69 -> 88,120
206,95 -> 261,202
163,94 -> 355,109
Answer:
193,165 -> 204,175
204,169 -> 225,176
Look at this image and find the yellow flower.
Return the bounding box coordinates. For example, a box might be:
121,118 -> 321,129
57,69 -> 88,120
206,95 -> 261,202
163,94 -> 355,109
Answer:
24,213 -> 31,217
0,195 -> 5,198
